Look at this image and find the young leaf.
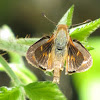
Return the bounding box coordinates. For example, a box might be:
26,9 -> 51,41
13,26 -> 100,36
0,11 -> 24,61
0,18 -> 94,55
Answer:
58,5 -> 74,27
24,81 -> 66,100
69,18 -> 100,41
0,25 -> 15,40
0,86 -> 20,100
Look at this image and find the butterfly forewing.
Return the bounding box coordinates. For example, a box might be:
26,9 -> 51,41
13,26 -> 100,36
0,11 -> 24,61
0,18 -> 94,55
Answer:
26,36 -> 50,70
67,38 -> 84,73
35,35 -> 54,69
66,39 -> 92,74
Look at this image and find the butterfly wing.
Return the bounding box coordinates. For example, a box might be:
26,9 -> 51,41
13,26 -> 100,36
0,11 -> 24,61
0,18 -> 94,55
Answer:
66,38 -> 92,74
26,35 -> 54,70
73,39 -> 93,72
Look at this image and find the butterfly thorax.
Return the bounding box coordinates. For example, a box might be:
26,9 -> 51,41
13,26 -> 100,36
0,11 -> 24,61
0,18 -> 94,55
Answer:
54,25 -> 69,50
53,28 -> 68,70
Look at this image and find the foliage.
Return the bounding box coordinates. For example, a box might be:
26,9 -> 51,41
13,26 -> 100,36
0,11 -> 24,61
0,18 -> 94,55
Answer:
24,82 -> 66,100
0,87 -> 21,100
0,5 -> 100,100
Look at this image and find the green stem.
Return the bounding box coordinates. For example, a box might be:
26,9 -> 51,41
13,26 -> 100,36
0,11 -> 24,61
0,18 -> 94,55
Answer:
16,38 -> 39,45
0,55 -> 22,86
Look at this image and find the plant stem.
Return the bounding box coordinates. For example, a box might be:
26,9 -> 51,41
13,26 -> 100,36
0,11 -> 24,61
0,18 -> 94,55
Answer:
0,55 -> 22,86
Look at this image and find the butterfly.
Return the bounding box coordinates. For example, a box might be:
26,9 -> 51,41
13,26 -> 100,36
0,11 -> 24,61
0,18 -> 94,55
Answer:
26,24 -> 93,84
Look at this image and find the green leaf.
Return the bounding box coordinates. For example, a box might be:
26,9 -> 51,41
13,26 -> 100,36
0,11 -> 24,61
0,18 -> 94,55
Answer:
0,39 -> 29,56
69,18 -> 100,41
84,45 -> 94,51
24,81 -> 66,100
0,86 -> 20,100
79,41 -> 94,51
0,25 -> 15,40
58,5 -> 74,27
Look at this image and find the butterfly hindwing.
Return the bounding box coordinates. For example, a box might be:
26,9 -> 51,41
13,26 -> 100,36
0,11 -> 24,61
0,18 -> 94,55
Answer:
26,35 -> 54,70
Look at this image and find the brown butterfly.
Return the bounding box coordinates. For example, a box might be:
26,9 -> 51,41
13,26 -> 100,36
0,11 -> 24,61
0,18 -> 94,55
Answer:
26,24 -> 93,84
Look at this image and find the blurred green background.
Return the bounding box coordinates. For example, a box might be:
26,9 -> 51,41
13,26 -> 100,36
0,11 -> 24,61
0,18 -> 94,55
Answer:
0,0 -> 100,100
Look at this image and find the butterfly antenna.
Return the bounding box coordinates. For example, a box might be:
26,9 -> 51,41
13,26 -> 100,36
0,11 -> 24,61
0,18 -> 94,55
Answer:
71,19 -> 92,28
42,13 -> 56,26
